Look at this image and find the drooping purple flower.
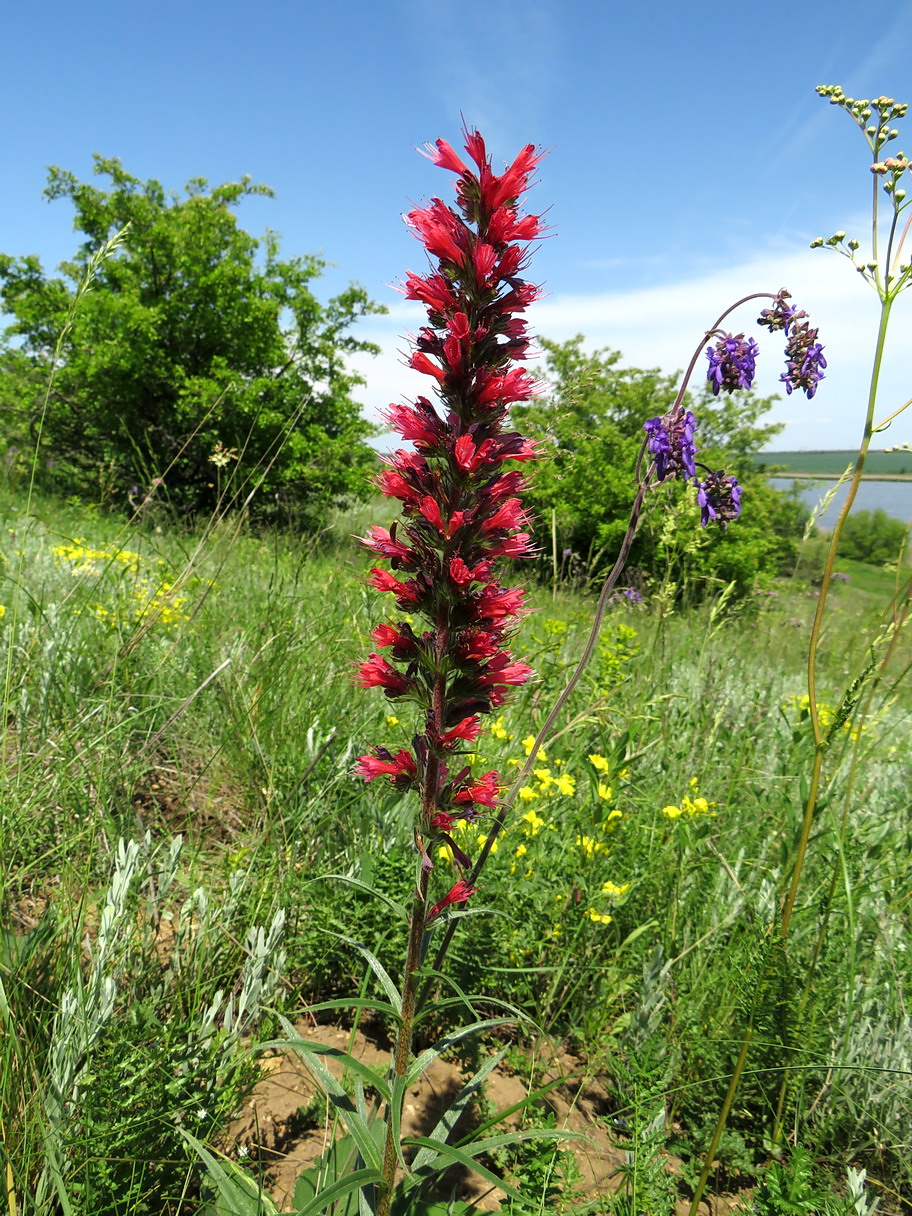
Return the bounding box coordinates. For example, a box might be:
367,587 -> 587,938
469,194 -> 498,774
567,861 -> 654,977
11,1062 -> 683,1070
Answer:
781,319 -> 827,398
696,471 -> 742,530
643,409 -> 698,482
705,333 -> 760,396
758,288 -> 807,335
623,587 -> 643,604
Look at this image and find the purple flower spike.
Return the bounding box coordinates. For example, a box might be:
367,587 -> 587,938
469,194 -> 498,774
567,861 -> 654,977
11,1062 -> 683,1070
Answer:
644,409 -> 698,482
705,333 -> 760,396
696,471 -> 742,530
781,319 -> 826,398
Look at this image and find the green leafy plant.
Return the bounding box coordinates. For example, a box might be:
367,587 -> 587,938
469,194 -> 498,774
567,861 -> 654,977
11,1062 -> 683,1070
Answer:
0,157 -> 385,521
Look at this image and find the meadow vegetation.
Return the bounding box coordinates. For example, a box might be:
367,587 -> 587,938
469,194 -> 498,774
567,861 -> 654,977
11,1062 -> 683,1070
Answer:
1,481 -> 909,1214
2,84 -> 912,1216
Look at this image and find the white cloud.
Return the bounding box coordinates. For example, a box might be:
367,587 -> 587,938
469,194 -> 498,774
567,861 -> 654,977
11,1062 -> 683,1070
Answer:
350,240 -> 912,451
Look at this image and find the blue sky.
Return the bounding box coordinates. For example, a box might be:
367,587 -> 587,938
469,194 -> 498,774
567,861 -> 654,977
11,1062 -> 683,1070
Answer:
4,0 -> 912,450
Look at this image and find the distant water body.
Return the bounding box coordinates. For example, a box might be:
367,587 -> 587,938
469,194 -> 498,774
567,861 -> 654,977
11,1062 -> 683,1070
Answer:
769,477 -> 912,524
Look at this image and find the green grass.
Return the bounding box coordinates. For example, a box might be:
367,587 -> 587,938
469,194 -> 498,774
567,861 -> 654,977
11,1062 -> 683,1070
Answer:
1,487 -> 910,1215
750,449 -> 912,477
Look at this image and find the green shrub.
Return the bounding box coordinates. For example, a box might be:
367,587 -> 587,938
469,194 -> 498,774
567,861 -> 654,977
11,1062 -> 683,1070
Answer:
0,157 -> 384,523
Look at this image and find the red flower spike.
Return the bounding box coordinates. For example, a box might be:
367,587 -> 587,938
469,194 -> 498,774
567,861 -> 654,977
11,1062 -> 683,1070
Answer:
358,128 -> 544,910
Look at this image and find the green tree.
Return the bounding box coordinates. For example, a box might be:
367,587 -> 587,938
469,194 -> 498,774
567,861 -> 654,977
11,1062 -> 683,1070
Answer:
0,156 -> 385,520
836,507 -> 908,564
514,336 -> 808,600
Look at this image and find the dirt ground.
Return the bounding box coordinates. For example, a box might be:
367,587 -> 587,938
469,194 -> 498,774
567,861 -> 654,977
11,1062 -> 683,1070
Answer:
225,1021 -> 741,1213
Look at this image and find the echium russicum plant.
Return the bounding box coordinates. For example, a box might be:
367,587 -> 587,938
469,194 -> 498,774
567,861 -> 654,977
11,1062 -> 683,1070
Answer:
355,130 -> 543,1208
640,285 -> 823,532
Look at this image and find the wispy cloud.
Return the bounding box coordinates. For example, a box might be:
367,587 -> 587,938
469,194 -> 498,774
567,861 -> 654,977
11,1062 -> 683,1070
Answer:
395,0 -> 560,149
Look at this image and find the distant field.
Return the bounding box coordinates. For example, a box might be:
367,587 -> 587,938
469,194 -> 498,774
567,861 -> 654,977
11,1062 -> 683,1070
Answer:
750,449 -> 912,478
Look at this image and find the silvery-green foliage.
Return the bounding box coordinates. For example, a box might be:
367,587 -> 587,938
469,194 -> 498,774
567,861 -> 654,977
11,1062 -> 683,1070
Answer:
845,1167 -> 879,1216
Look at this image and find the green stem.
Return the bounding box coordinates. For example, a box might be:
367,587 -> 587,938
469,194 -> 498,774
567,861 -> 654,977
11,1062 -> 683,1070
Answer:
783,293 -> 893,939
378,867 -> 430,1216
688,1027 -> 752,1216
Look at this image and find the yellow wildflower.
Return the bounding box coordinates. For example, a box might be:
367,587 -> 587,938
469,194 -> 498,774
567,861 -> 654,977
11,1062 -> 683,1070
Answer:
522,809 -> 545,836
597,782 -> 613,801
588,753 -> 610,773
601,880 -> 630,897
554,772 -> 576,796
586,909 -> 613,924
577,835 -> 609,858
517,785 -> 538,802
662,804 -> 684,819
490,716 -> 510,740
522,735 -> 546,759
514,843 -> 527,858
386,714 -> 400,727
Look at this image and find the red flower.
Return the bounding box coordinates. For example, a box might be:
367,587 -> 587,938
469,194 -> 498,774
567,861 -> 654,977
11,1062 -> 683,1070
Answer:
410,351 -> 447,382
480,497 -> 529,534
376,469 -> 420,503
357,653 -> 412,695
454,770 -> 500,807
427,880 -> 478,924
438,715 -> 482,746
422,138 -> 469,175
367,568 -> 421,605
480,651 -> 533,690
401,270 -> 456,314
370,622 -> 417,656
356,749 -> 418,784
382,400 -> 446,450
360,526 -> 415,563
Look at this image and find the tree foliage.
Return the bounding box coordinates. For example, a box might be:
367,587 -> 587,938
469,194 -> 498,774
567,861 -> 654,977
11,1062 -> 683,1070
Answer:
514,336 -> 808,600
836,507 -> 908,564
0,157 -> 385,521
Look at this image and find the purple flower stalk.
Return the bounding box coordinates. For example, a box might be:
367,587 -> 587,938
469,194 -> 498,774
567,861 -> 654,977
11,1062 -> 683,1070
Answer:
643,409 -> 698,482
781,319 -> 827,397
705,333 -> 759,395
696,471 -> 742,530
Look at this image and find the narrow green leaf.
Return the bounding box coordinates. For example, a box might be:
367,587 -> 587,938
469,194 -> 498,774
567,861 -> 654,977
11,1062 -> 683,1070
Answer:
404,1138 -> 521,1202
180,1131 -> 279,1215
328,932 -> 402,1013
405,1018 -> 514,1088
292,1168 -> 383,1216
295,997 -> 401,1024
410,1047 -> 508,1172
307,874 -> 407,921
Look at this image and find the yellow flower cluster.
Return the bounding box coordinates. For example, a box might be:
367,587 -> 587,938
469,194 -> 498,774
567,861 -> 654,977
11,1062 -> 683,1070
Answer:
662,777 -> 716,819
52,538 -> 141,577
586,879 -> 632,925
598,623 -> 640,679
53,539 -> 192,631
